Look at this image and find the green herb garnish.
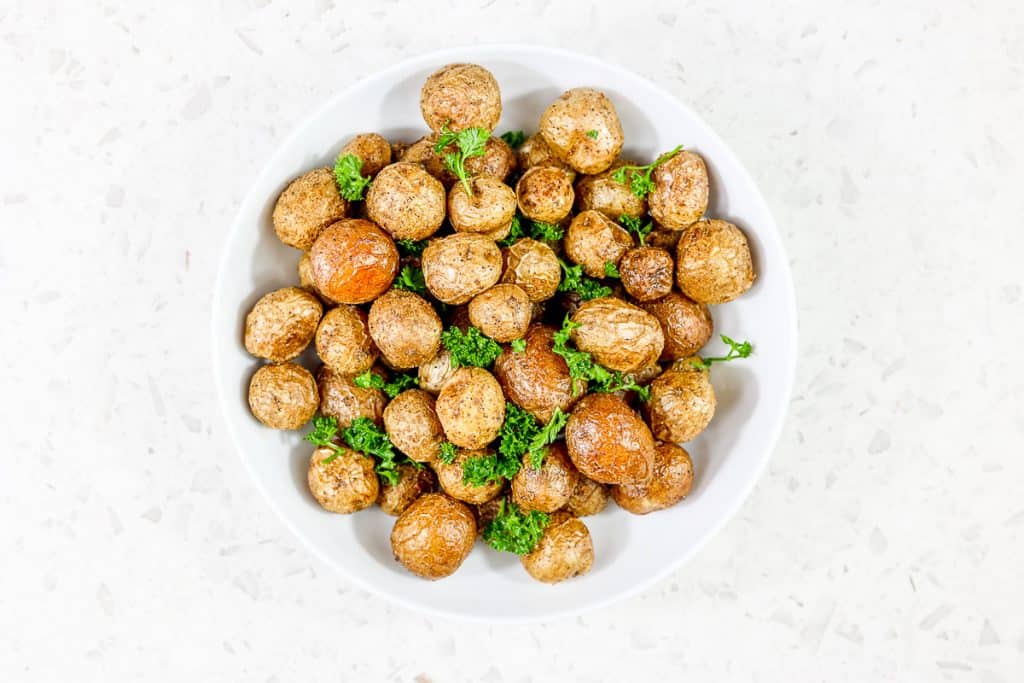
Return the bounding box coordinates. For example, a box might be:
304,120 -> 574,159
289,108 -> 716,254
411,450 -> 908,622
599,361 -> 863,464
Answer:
304,414 -> 348,464
462,450 -> 521,487
333,153 -> 372,201
618,214 -> 653,246
603,261 -> 620,278
611,145 -> 684,198
395,239 -> 427,257
557,259 -> 612,301
551,316 -> 650,400
497,214 -> 526,248
342,416 -> 400,485
689,335 -> 753,370
353,369 -> 418,398
530,220 -> 564,241
483,500 -> 550,555
435,123 -> 490,195
527,408 -> 567,469
500,130 -> 527,149
441,325 -> 503,368
585,129 -> 599,140
510,338 -> 526,353
438,441 -> 458,465
393,265 -> 427,295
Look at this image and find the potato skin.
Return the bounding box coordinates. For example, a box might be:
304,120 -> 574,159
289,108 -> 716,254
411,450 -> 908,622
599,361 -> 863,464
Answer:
420,63 -> 501,133
565,475 -> 609,517
421,233 -> 503,304
516,166 -> 575,224
391,493 -> 477,579
646,224 -> 683,251
619,246 -> 674,302
648,150 -> 709,230
467,283 -> 532,343
574,161 -> 646,220
434,447 -> 505,504
248,363 -> 319,430
307,446 -> 379,514
493,324 -> 585,424
569,297 -> 664,373
539,88 -> 624,175
365,162 -> 446,241
417,349 -> 458,394
520,511 -> 594,583
272,168 -> 348,250
315,305 -> 377,374
564,393 -> 656,485
368,290 -> 442,369
676,219 -> 755,304
448,176 -> 516,234
339,133 -> 392,177
377,463 -> 436,516
500,238 -> 561,302
511,443 -> 579,513
564,210 -> 633,278
435,367 -> 506,449
309,219 -> 399,304
316,365 -> 386,428
429,136 -> 516,186
383,389 -> 444,463
640,292 -> 714,360
244,287 -> 323,362
644,363 -> 716,443
518,133 -> 575,178
612,442 -> 693,514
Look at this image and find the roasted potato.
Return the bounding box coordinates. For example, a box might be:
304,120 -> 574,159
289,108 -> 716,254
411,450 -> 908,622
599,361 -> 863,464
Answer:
467,283 -> 532,343
644,362 -> 716,442
365,162 -> 446,241
517,133 -> 575,178
574,161 -> 646,220
500,238 -> 561,302
434,447 -> 505,504
564,210 -> 633,278
569,297 -> 664,373
307,446 -> 379,514
511,443 -> 579,513
309,219 -> 399,304
272,168 -> 348,250
676,219 -> 755,304
618,246 -> 674,302
382,388 -> 444,463
516,166 -> 575,224
248,362 -> 319,430
435,367 -> 506,449
646,224 -> 683,251
377,463 -> 436,516
448,176 -> 517,234
430,136 -> 516,186
315,305 -> 377,374
520,511 -> 594,583
474,496 -> 503,536
421,233 -> 503,304
244,287 -> 323,362
420,63 -> 501,133
565,475 -> 609,517
648,150 -> 708,230
564,392 -> 655,485
417,348 -> 458,394
493,324 -> 585,423
368,289 -> 442,369
640,292 -> 714,360
317,365 -> 386,428
539,88 -> 624,175
339,133 -> 392,177
612,441 -> 693,514
391,493 -> 477,579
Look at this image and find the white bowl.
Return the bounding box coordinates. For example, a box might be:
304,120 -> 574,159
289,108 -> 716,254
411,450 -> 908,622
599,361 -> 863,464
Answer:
212,44 -> 797,622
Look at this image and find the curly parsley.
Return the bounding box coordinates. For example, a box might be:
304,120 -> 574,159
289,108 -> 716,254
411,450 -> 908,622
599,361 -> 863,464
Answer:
435,123 -> 489,195
585,129 -> 600,140
353,369 -> 418,399
441,325 -> 503,369
552,316 -> 650,401
304,414 -> 348,464
462,450 -> 521,487
500,130 -> 527,149
393,265 -> 427,295
483,500 -> 550,555
527,408 -> 568,469
395,239 -> 427,257
557,259 -> 612,301
438,441 -> 458,465
333,153 -> 372,201
496,214 -> 526,248
603,261 -> 620,278
611,145 -> 684,198
511,338 -> 527,353
618,214 -> 654,246
689,335 -> 753,370
342,416 -> 401,485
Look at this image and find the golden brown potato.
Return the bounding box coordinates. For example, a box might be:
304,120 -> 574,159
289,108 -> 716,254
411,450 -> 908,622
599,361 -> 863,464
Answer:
307,446 -> 379,514
315,305 -> 377,374
248,362 -> 319,430
517,133 -> 575,178
612,442 -> 693,514
272,168 -> 348,250
500,238 -> 561,302
421,233 -> 503,304
399,135 -> 438,167
467,283 -> 532,343
676,219 -> 755,304
539,88 -> 624,175
516,166 -> 575,224
448,176 -> 516,234
520,511 -> 594,583
569,297 -> 664,373
511,443 -> 579,513
474,496 -> 504,536
646,224 -> 683,251
317,365 -> 386,428
565,475 -> 609,517
644,362 -> 716,442
434,447 -> 505,504
383,388 -> 444,463
244,287 -> 323,362
435,367 -> 505,449
391,493 -> 477,579
493,324 -> 585,424
648,150 -> 709,230
365,162 -> 446,241
564,393 -> 655,485
640,292 -> 714,360
309,219 -> 399,304
368,290 -> 442,369
420,63 -> 502,133
574,161 -> 646,220
428,136 -> 516,187
377,463 -> 436,516
339,133 -> 392,177
619,246 -> 674,302
564,210 -> 633,278
417,349 -> 458,394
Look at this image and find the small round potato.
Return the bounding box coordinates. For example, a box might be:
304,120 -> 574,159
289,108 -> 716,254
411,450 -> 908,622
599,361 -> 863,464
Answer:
248,362 -> 319,430
521,511 -> 594,583
307,446 -> 379,514
619,246 -> 674,302
365,162 -> 446,241
500,238 -> 561,302
511,443 -> 579,513
317,365 -> 386,428
539,88 -> 624,175
272,168 -> 348,250
648,150 -> 709,230
493,324 -> 585,424
676,219 -> 755,304
430,136 -> 516,186
564,210 -> 633,278
564,393 -> 656,485
435,447 -> 505,504
309,219 -> 399,304
421,233 -> 503,305
383,388 -> 444,463
338,133 -> 393,177
644,362 -> 716,442
518,133 -> 575,178
315,305 -> 377,374
377,463 -> 436,516
448,176 -> 517,234
574,161 -> 646,220
420,63 -> 502,133
565,475 -> 610,517
435,367 -> 506,449
244,287 -> 323,362
612,441 -> 694,514
569,297 -> 664,373
516,166 -> 575,224
417,349 -> 458,394
640,292 -> 714,360
467,283 -> 532,343
399,136 -> 439,167
368,290 -> 442,369
646,224 -> 683,251
391,493 -> 477,579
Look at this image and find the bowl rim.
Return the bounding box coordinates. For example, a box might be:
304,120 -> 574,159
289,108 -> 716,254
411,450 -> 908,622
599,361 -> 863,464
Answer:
211,42 -> 798,623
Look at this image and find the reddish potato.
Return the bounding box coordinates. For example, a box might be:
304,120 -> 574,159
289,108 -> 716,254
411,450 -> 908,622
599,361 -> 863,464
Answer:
494,324 -> 585,424
565,475 -> 609,517
383,388 -> 445,463
618,246 -> 674,302
421,233 -> 503,305
317,365 -> 386,428
520,511 -> 594,583
467,283 -> 532,343
640,292 -> 714,360
434,447 -> 505,504
500,238 -> 561,302
377,463 -> 436,516
368,290 -> 442,369
365,162 -> 446,241
435,367 -> 506,449
511,443 -> 579,513
309,219 -> 398,304
339,133 -> 392,177
574,161 -> 646,220
648,150 -> 709,230
569,297 -> 664,373
644,363 -> 716,443
564,393 -> 655,485
564,210 -> 633,278
420,63 -> 502,134
516,166 -> 575,224
307,446 -> 379,514
539,88 -> 624,175
448,176 -> 517,234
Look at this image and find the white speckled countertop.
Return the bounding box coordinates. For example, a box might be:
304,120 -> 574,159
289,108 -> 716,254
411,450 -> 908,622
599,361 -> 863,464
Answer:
2,1 -> 1022,680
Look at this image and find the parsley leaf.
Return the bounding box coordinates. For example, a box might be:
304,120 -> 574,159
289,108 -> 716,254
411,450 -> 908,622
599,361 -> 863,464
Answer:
689,335 -> 754,370
511,338 -> 526,353
551,316 -> 650,400
527,408 -> 567,469
618,214 -> 653,246
441,326 -> 503,369
333,153 -> 372,201
557,258 -> 612,301
603,261 -> 620,278
585,129 -> 599,139
610,145 -> 684,199
395,239 -> 427,257
530,220 -> 564,241
438,441 -> 458,465
483,500 -> 550,555
500,130 -> 527,149
342,416 -> 401,485
496,214 -> 526,248
435,123 -> 490,195
304,414 -> 347,464
497,403 -> 540,463
353,369 -> 418,399
393,265 -> 427,295
462,450 -> 521,487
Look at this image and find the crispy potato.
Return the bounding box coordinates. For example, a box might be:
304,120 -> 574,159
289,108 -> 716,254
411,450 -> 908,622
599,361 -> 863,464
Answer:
516,166 -> 575,224
248,362 -> 319,430
420,63 -> 501,133
428,136 -> 516,187
391,493 -> 477,579
518,132 -> 575,178
676,219 -> 755,304
307,446 -> 379,514
574,161 -> 646,220
467,283 -> 532,343
640,292 -> 713,360
565,475 -> 609,517
511,443 -> 579,513
368,290 -> 442,369
539,88 -> 624,175
434,447 -> 505,504
315,305 -> 377,374
612,442 -> 693,514
383,388 -> 444,463
435,367 -> 506,449
500,238 -> 561,302
317,365 -> 385,428
309,219 -> 399,304
520,511 -> 594,583
648,150 -> 708,230
339,133 -> 392,177
646,224 -> 683,251
644,363 -> 716,442
493,324 -> 585,424
421,233 -> 503,304
564,393 -> 655,485
564,210 -> 633,278
448,176 -> 517,234
272,168 -> 348,250
417,349 -> 458,394
365,162 -> 446,241
619,246 -> 674,302
377,463 -> 436,516
244,287 -> 323,362
569,297 -> 664,373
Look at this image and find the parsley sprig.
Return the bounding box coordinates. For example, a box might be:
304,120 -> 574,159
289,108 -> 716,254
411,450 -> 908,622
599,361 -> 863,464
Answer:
441,326 -> 503,369
497,214 -> 526,248
689,335 -> 754,370
618,214 -> 654,246
526,408 -> 568,469
304,415 -> 402,485
438,441 -> 458,465
557,259 -> 612,301
395,239 -> 427,258
483,500 -> 550,555
393,265 -> 427,295
435,123 -> 489,195
353,369 -> 418,399
462,450 -> 521,487
304,414 -> 347,464
603,261 -> 620,278
511,338 -> 526,353
500,130 -> 527,149
333,153 -> 372,201
611,145 -> 684,198
552,317 -> 651,401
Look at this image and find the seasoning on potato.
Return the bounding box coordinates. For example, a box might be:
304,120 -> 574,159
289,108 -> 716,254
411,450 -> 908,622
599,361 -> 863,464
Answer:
315,305 -> 377,375
272,168 -> 348,250
676,219 -> 756,304
612,441 -> 693,514
244,287 -> 323,363
248,362 -> 319,430
391,493 -> 477,579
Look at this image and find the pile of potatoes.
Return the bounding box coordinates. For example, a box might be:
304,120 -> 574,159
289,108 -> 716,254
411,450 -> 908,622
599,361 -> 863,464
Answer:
242,63 -> 755,584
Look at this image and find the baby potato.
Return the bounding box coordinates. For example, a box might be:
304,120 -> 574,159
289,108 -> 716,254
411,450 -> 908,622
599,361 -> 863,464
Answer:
339,133 -> 392,177
317,365 -> 386,428
565,475 -> 609,517
564,393 -> 655,485
244,286 -> 323,362
309,219 -> 399,304
421,233 -> 503,304
315,305 -> 377,375
448,176 -> 517,234
474,496 -> 504,536
272,168 -> 348,250
435,367 -> 506,449
517,133 -> 575,178
646,224 -> 683,251
307,446 -> 379,514
417,348 -> 458,394
648,150 -> 709,230
612,441 -> 693,514
619,246 -> 674,302
500,238 -> 561,302
467,283 -> 532,343
435,447 -> 505,504
511,443 -> 579,513
493,324 -> 585,424
248,362 -> 319,430
420,63 -> 502,133
539,88 -> 624,175
383,388 -> 444,463
520,511 -> 594,584
640,292 -> 714,360
365,162 -> 446,241
564,210 -> 633,278
516,166 -> 575,224
377,463 -> 436,516
676,219 -> 755,304
574,161 -> 646,220
368,290 -> 442,369
569,297 -> 664,373
431,136 -> 516,186
644,363 -> 716,443
391,493 -> 477,580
